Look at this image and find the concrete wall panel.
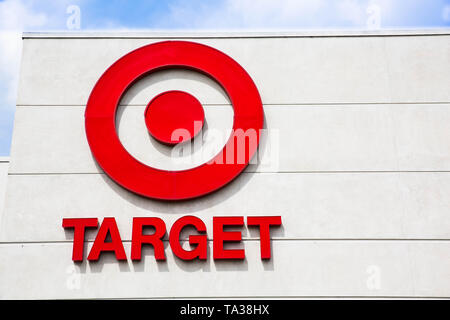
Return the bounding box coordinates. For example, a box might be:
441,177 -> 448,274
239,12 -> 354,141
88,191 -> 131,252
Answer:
1,172 -> 449,242
8,104 -> 450,174
17,35 -> 450,106
0,159 -> 9,219
0,241 -> 449,299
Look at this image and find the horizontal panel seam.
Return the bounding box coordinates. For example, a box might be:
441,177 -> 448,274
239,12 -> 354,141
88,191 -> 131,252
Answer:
8,171 -> 450,176
15,102 -> 450,107
1,239 -> 450,245
21,32 -> 450,39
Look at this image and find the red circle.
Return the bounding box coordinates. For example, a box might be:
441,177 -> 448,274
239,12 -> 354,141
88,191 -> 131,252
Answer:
144,90 -> 205,145
85,41 -> 263,200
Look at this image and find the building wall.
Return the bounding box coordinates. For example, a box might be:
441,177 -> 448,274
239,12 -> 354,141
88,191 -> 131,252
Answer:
0,158 -> 9,218
0,31 -> 449,299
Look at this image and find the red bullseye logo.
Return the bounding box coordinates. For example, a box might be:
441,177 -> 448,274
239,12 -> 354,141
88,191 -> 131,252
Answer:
85,41 -> 263,200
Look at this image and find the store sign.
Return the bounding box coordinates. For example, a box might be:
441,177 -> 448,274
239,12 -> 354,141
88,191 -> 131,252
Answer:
84,40 -> 264,200
63,216 -> 281,262
64,42 -> 281,262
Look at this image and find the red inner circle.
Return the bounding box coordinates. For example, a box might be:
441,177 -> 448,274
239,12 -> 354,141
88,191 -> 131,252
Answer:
144,90 -> 205,145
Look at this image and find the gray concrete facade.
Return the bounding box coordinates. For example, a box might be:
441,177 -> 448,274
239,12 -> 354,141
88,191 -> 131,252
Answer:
0,30 -> 449,299
0,157 -> 9,218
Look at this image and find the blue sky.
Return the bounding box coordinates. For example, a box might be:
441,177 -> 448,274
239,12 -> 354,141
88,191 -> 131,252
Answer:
0,0 -> 449,156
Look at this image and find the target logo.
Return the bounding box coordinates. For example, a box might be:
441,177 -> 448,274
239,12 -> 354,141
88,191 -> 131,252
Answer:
85,41 -> 264,200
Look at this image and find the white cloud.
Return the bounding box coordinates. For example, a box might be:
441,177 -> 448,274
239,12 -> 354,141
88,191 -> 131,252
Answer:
223,0 -> 324,28
160,0 -> 326,29
0,0 -> 47,30
0,0 -> 48,108
443,5 -> 450,22
337,0 -> 366,26
155,0 -> 412,30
